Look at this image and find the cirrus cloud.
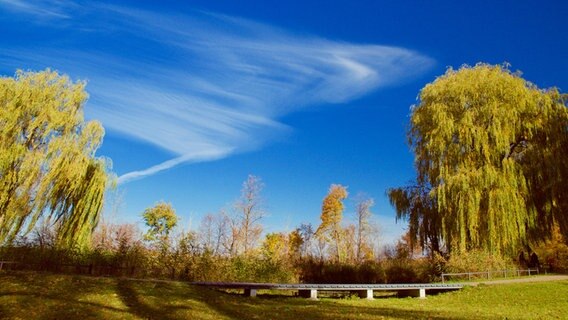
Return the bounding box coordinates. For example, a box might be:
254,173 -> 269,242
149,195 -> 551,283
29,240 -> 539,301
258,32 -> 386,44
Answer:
0,1 -> 435,184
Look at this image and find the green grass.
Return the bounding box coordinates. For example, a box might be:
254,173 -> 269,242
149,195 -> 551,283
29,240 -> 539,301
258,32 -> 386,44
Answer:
1,271 -> 567,319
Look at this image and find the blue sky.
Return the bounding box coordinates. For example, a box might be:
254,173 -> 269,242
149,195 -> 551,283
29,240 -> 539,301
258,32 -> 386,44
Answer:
1,0 -> 567,244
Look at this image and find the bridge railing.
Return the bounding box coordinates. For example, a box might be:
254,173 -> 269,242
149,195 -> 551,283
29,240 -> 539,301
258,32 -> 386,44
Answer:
193,282 -> 464,300
441,268 -> 539,283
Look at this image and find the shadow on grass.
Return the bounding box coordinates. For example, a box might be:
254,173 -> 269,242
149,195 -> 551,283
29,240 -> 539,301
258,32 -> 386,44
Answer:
19,292 -> 130,320
189,285 -> 492,320
116,280 -> 193,320
0,272 -> 517,320
0,273 -> 129,320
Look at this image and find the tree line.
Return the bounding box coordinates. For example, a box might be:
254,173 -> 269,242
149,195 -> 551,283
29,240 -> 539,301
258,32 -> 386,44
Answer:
1,64 -> 567,282
139,176 -> 381,266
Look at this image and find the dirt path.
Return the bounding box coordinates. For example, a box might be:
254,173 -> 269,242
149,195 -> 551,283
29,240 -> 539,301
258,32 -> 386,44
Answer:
466,274 -> 568,286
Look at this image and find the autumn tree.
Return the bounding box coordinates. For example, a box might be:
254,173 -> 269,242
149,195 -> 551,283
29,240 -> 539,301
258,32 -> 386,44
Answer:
534,224 -> 568,272
390,63 -> 567,255
287,228 -> 304,260
169,230 -> 199,279
261,232 -> 288,262
343,224 -> 357,263
234,175 -> 265,255
0,70 -> 111,248
142,202 -> 178,242
316,184 -> 348,262
393,231 -> 423,260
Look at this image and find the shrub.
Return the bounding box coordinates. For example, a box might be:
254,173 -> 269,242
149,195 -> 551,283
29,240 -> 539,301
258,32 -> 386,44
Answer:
445,250 -> 516,276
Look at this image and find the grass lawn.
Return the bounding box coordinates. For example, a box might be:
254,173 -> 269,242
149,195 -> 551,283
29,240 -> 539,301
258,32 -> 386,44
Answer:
0,271 -> 566,319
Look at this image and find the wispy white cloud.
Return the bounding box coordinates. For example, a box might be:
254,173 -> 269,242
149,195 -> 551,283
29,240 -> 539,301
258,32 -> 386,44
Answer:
0,2 -> 435,183
0,0 -> 74,18
117,148 -> 234,185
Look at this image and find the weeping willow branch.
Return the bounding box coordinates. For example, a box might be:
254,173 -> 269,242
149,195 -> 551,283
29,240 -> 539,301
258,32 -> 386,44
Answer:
0,70 -> 113,248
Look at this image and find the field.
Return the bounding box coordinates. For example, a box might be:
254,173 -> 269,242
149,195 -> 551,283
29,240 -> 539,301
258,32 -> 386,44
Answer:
0,272 -> 567,319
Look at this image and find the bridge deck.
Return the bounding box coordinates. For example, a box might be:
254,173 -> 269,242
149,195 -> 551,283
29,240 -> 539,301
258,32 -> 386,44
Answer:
192,282 -> 464,299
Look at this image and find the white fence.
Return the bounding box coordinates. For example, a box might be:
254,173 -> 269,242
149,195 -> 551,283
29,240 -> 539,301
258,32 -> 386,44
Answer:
441,268 -> 539,283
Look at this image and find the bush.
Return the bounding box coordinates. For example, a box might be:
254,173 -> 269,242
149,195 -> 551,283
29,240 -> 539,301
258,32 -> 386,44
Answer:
445,250 -> 516,275
533,225 -> 568,274
356,261 -> 386,283
382,257 -> 434,283
297,259 -> 389,284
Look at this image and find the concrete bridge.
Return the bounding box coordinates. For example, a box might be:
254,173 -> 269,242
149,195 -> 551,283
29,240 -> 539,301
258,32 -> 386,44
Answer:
192,282 -> 464,300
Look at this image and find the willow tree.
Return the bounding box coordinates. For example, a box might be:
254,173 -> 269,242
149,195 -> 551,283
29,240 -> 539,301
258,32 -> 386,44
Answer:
0,70 -> 111,248
388,184 -> 441,254
316,184 -> 348,262
522,95 -> 568,240
393,63 -> 567,255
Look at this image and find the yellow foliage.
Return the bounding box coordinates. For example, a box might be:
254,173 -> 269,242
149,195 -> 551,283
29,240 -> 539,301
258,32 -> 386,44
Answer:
316,184 -> 348,261
407,63 -> 567,254
0,70 -> 111,248
142,202 -> 178,241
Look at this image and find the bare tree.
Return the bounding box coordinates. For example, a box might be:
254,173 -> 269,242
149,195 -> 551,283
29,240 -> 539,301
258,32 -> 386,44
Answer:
220,209 -> 240,256
199,211 -> 232,255
234,175 -> 265,255
298,223 -> 315,258
199,213 -> 216,254
91,188 -> 126,250
32,218 -> 57,249
354,194 -> 375,263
